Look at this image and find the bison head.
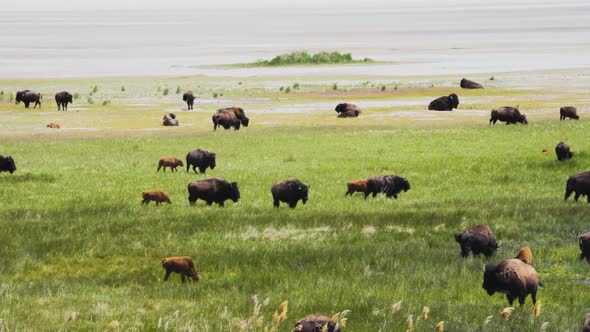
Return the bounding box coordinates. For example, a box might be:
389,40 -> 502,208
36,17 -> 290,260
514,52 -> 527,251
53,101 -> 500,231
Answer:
449,93 -> 459,109
208,153 -> 216,169
5,156 -> 16,173
399,177 -> 411,192
228,182 -> 240,202
67,93 -> 73,103
182,92 -> 191,101
335,103 -> 348,113
573,114 -> 580,120
300,184 -> 309,204
175,160 -> 184,167
519,114 -> 528,124
241,116 -> 250,127
15,91 -> 22,104
482,264 -> 499,295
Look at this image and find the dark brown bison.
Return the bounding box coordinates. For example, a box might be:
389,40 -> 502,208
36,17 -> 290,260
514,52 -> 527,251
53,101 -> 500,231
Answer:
555,141 -> 573,161
565,171 -> 590,202
335,103 -> 362,115
365,175 -> 411,199
583,313 -> 590,332
428,93 -> 459,111
337,109 -> 361,118
188,177 -> 240,206
186,149 -> 216,174
212,107 -> 249,130
490,106 -> 527,125
293,315 -> 340,332
460,78 -> 483,89
482,258 -> 542,305
579,232 -> 590,262
455,225 -> 498,258
161,256 -> 200,282
560,106 -> 579,120
55,91 -> 73,111
183,92 -> 195,110
345,179 -> 368,196
15,90 -> 42,109
163,113 -> 179,126
157,157 -> 183,172
142,190 -> 172,205
271,179 -> 309,208
0,155 -> 16,174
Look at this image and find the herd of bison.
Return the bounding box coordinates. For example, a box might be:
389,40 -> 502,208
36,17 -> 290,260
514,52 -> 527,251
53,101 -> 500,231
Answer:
4,77 -> 590,330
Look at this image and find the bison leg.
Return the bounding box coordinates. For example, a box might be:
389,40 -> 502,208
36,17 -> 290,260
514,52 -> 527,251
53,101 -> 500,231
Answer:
506,293 -> 515,305
289,201 -> 297,208
192,166 -> 198,174
574,192 -> 581,202
24,101 -> 30,108
372,192 -> 377,198
163,271 -> 171,281
199,167 -> 206,174
57,103 -> 60,111
157,164 -> 162,172
213,122 -> 217,131
364,192 -> 370,199
189,196 -> 197,205
206,200 -> 213,206
518,292 -> 526,305
565,188 -> 573,200
142,199 -> 149,205
587,195 -> 590,204
181,274 -> 186,283
345,191 -> 351,196
273,199 -> 279,208
218,201 -> 225,207
531,289 -> 537,304
393,194 -> 398,199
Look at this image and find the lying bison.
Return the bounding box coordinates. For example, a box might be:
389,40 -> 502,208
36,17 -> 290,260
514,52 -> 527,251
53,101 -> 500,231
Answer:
183,92 -> 195,110
271,179 -> 309,208
142,190 -> 172,205
490,106 -> 527,125
187,177 -> 240,206
335,103 -> 361,115
16,90 -> 42,109
163,113 -> 179,126
579,232 -> 590,262
455,225 -> 498,258
482,258 -> 542,305
460,78 -> 483,89
0,155 -> 16,174
46,122 -> 61,129
365,175 -> 411,199
293,315 -> 340,332
157,157 -> 183,172
186,149 -> 216,174
161,256 -> 200,282
55,91 -> 73,111
555,141 -> 573,161
212,107 -> 249,131
428,93 -> 459,111
337,109 -> 361,118
560,106 -> 579,120
345,179 -> 368,197
565,171 -> 590,202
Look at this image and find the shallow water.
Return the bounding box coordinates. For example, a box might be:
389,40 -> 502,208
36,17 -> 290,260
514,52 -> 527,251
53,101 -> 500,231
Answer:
1,1 -> 589,78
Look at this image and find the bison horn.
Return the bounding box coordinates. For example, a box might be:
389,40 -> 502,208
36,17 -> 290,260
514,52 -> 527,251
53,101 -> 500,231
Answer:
497,242 -> 502,247
482,264 -> 486,272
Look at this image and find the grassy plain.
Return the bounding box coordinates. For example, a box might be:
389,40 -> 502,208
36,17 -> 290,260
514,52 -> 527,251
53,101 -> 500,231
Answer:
1,70 -> 590,331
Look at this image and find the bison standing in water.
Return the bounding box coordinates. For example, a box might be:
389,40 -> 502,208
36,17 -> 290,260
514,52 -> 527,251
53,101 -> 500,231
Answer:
293,315 -> 340,332
187,177 -> 240,206
565,171 -> 590,202
0,155 -> 16,174
212,107 -> 249,130
183,92 -> 196,110
460,78 -> 483,89
489,106 -> 527,125
186,149 -> 216,174
365,175 -> 410,199
455,225 -> 498,258
555,141 -> 573,161
16,90 -> 42,109
560,106 -> 579,120
55,91 -> 73,111
482,259 -> 542,305
428,93 -> 459,111
271,179 -> 309,208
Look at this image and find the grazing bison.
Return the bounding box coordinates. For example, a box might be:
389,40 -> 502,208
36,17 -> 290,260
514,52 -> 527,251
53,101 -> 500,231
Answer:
55,91 -> 73,111
161,256 -> 200,282
187,177 -> 240,206
460,78 -> 484,89
428,93 -> 459,111
555,141 -> 573,161
162,113 -> 179,126
46,122 -> 61,129
337,109 -> 361,118
482,258 -> 542,305
365,175 -> 411,199
15,90 -> 42,109
335,103 -> 362,115
489,106 -> 527,125
514,247 -> 533,265
142,190 -> 172,205
560,106 -> 579,120
293,315 -> 340,332
579,232 -> 590,262
186,149 -> 216,174
212,107 -> 249,131
271,179 -> 309,208
583,313 -> 590,332
345,179 -> 368,196
157,157 -> 183,172
565,171 -> 590,202
0,155 -> 16,174
455,225 -> 499,258
183,92 -> 196,110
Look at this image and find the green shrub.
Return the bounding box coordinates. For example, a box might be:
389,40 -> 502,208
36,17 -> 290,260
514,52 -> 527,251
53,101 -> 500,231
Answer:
332,83 -> 338,91
92,86 -> 98,93
213,92 -> 218,98
163,88 -> 169,96
285,87 -> 291,93
121,86 -> 125,92
255,51 -> 372,66
381,85 -> 386,91
293,82 -> 300,89
176,86 -> 181,94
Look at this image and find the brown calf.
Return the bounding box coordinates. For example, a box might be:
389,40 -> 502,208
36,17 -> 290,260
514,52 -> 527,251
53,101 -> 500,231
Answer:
142,190 -> 172,205
158,157 -> 184,172
161,256 -> 200,283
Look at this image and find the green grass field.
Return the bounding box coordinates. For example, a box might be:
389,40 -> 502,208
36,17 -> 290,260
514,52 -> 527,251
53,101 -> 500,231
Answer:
1,72 -> 590,331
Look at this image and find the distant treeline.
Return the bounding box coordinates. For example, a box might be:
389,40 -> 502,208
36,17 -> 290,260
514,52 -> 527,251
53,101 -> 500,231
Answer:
253,51 -> 373,66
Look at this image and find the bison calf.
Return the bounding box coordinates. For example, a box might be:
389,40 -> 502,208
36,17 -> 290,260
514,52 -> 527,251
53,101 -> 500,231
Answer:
142,190 -> 172,205
158,157 -> 183,172
345,179 -> 368,197
293,315 -> 340,332
514,247 -> 533,265
579,232 -> 590,262
47,122 -> 61,129
455,225 -> 498,258
161,256 -> 200,283
483,259 -> 541,305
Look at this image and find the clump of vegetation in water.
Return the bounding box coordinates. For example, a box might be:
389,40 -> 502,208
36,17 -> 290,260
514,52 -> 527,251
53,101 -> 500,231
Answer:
102,100 -> 111,106
293,82 -> 300,90
253,51 -> 372,66
162,88 -> 169,96
92,85 -> 99,93
332,83 -> 338,91
176,86 -> 181,94
121,86 -> 126,92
